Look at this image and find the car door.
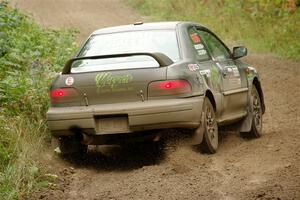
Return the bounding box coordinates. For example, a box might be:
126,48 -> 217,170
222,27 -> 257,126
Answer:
196,28 -> 248,122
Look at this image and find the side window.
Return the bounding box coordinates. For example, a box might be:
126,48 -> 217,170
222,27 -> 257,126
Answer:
187,27 -> 210,61
197,30 -> 231,61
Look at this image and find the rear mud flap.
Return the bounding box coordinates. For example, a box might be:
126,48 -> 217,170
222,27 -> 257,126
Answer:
190,110 -> 205,145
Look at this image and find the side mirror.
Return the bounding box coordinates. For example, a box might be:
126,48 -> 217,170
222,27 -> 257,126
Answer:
232,46 -> 247,59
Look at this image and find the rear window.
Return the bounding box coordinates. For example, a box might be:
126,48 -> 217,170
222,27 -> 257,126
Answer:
72,30 -> 180,73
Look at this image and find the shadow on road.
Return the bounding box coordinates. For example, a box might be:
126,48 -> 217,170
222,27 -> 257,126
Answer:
61,142 -> 166,171
58,127 -> 245,171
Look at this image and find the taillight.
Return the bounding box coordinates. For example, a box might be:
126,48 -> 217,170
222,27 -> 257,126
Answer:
50,88 -> 78,104
50,89 -> 66,98
148,80 -> 192,97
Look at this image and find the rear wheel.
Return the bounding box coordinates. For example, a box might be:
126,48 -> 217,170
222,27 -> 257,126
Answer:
58,136 -> 87,156
200,97 -> 219,154
242,86 -> 263,138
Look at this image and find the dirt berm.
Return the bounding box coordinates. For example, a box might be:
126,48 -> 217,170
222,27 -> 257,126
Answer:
11,0 -> 300,199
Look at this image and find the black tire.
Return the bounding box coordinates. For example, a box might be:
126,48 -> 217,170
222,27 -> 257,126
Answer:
58,136 -> 87,156
242,86 -> 263,138
200,97 -> 219,154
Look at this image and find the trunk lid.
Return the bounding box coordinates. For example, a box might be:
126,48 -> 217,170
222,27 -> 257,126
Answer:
54,67 -> 167,106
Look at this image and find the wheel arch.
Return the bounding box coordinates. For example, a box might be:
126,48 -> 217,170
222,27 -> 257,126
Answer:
253,77 -> 265,114
205,90 -> 216,112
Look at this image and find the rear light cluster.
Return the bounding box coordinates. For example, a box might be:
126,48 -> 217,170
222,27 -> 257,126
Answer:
50,88 -> 78,104
50,89 -> 66,98
148,80 -> 192,97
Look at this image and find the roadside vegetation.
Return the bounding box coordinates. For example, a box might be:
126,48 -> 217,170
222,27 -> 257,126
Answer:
0,0 -> 298,199
127,0 -> 300,60
0,1 -> 77,199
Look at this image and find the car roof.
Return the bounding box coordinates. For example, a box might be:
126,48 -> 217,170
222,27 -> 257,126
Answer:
92,21 -> 194,35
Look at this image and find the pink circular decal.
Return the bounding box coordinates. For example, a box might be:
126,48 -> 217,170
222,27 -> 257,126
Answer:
65,77 -> 74,86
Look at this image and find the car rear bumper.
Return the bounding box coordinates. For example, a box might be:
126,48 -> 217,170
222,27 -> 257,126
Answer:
47,96 -> 204,137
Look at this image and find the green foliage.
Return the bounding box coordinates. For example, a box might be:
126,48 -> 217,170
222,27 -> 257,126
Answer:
0,1 -> 77,199
127,0 -> 300,60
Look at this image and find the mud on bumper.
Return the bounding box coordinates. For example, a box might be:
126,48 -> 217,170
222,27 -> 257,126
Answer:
47,97 -> 204,137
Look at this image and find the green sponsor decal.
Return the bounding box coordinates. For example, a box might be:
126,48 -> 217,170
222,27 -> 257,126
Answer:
210,65 -> 221,91
95,72 -> 133,92
247,73 -> 254,80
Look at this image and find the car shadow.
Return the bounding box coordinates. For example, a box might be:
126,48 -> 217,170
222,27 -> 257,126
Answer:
58,126 -> 244,171
61,142 -> 166,171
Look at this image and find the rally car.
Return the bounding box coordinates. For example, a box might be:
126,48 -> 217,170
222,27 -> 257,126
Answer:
47,21 -> 265,155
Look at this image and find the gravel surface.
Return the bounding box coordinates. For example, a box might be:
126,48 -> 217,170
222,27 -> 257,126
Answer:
11,1 -> 300,199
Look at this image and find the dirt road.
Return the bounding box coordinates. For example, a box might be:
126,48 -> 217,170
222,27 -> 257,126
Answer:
11,1 -> 300,199
10,0 -> 140,42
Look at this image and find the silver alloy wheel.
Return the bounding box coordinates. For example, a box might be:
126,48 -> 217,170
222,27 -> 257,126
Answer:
252,87 -> 262,134
205,104 -> 218,150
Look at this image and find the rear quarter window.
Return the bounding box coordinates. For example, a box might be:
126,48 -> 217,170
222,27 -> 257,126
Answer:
187,27 -> 210,61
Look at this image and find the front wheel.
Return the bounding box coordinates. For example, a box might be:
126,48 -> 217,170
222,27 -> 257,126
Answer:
199,97 -> 219,154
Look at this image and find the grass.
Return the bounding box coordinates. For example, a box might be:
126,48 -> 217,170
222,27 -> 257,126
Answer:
126,0 -> 300,60
0,1 -> 78,199
0,0 -> 298,199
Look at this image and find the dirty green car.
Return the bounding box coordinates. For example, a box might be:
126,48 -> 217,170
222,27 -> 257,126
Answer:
47,22 -> 265,155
